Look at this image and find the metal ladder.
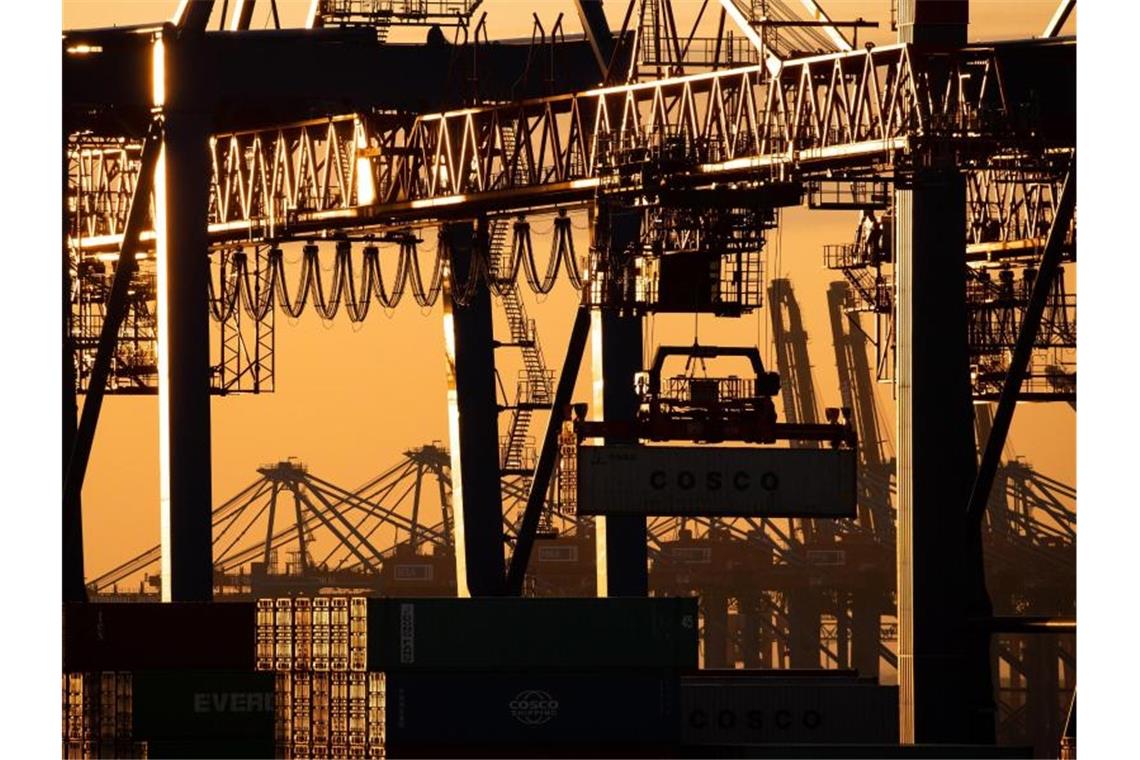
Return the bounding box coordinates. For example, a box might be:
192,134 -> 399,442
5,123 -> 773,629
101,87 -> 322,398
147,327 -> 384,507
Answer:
491,219 -> 556,535
499,123 -> 527,188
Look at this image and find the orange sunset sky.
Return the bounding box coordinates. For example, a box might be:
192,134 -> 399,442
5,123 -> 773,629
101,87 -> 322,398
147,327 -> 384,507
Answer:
64,0 -> 1077,583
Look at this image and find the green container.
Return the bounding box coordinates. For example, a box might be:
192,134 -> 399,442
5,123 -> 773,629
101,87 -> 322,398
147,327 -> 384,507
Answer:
367,597 -> 699,671
131,670 -> 275,758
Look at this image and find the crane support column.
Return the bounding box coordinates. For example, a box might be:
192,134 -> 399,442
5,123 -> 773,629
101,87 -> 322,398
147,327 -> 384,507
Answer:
895,167 -> 994,743
592,205 -> 648,597
788,590 -> 822,668
63,130 -> 86,603
156,30 -> 215,602
703,591 -> 730,668
896,1 -> 995,745
443,221 -> 506,596
851,591 -> 881,679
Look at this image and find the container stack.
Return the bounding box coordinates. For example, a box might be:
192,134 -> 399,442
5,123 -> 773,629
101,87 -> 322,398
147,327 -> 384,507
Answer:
61,671 -> 147,759
257,597 -> 385,759
259,595 -> 699,758
367,596 -> 699,758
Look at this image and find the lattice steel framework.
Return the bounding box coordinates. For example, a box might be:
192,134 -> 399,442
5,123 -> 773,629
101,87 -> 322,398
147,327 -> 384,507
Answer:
70,42 -> 1020,253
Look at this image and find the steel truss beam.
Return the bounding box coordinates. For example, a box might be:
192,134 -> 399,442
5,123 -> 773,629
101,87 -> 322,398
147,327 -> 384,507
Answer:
71,41 -> 1030,252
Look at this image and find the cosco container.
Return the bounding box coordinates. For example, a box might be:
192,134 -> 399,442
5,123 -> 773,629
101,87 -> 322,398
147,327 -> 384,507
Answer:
367,597 -> 698,671
385,670 -> 679,758
676,744 -> 1034,758
578,444 -> 857,517
680,675 -> 897,745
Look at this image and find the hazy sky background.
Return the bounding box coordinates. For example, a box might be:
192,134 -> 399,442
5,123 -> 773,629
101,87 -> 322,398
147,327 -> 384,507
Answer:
64,1 -> 1077,580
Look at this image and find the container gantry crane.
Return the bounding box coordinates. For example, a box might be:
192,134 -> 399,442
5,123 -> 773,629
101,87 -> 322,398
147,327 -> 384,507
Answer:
63,0 -> 1077,750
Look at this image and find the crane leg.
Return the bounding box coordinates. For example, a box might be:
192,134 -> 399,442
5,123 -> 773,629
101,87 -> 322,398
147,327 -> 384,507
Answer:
592,205 -> 648,597
895,168 -> 995,744
443,221 -> 506,596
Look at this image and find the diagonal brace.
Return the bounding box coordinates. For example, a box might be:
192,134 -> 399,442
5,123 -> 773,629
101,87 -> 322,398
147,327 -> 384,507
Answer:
505,306 -> 592,595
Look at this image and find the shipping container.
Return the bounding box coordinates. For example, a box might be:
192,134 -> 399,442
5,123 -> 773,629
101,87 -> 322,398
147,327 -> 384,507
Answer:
677,744 -> 1033,758
64,602 -> 256,671
129,669 -> 275,758
385,670 -> 679,758
366,597 -> 698,671
578,444 -> 856,518
680,676 -> 897,746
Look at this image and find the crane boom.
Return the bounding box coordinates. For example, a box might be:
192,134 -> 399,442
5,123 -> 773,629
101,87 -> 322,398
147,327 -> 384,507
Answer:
1043,0 -> 1075,38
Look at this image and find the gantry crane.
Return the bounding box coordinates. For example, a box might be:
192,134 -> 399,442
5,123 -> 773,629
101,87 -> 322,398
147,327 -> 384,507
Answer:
63,0 -> 1077,749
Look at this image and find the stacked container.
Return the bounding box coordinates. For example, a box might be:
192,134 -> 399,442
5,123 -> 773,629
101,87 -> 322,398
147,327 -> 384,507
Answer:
61,671 -> 147,759
366,596 -> 699,758
257,597 -> 385,759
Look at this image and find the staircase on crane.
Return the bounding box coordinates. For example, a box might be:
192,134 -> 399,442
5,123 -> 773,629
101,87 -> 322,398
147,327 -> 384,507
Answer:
490,218 -> 557,537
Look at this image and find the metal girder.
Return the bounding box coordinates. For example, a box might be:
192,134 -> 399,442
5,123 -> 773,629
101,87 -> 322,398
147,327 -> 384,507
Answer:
505,306 -> 592,595
1044,0 -> 1075,39
796,0 -> 853,51
63,25 -> 608,138
227,0 -> 257,31
71,40 -> 1043,253
967,159 -> 1076,532
717,0 -> 780,72
966,164 -> 1071,258
173,0 -> 216,31
573,0 -> 617,78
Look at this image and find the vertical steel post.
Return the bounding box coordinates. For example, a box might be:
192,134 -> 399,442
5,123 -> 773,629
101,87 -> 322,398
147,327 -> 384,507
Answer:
851,591 -> 881,679
894,1 -> 997,744
592,205 -> 648,596
741,598 -> 763,667
703,591 -> 730,668
63,130 -> 86,603
895,169 -> 994,743
156,29 -> 215,602
787,590 -> 821,668
442,221 -> 506,596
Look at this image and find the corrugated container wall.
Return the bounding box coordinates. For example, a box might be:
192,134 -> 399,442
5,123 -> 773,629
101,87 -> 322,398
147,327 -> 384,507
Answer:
366,597 -> 699,671
578,444 -> 857,517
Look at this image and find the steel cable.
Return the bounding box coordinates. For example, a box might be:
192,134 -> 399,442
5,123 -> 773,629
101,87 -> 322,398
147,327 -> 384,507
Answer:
487,221 -> 522,298
554,213 -> 586,291
406,236 -> 444,308
210,214 -> 584,320
370,238 -> 410,308
445,229 -> 484,307
207,250 -> 240,323
520,217 -> 562,294
236,249 -> 276,321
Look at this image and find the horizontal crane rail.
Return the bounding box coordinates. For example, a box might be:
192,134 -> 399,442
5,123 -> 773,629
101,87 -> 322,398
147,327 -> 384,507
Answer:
69,41 -> 1055,254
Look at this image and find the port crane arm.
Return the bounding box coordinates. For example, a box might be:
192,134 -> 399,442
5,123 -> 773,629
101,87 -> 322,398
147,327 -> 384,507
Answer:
1044,0 -> 1075,38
